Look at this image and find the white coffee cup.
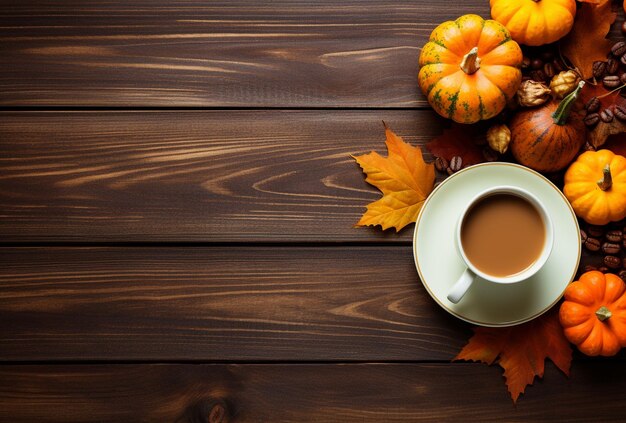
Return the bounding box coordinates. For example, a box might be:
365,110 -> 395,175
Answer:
446,186 -> 554,304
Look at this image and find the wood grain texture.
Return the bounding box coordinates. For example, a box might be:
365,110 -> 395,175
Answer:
0,246 -> 469,361
0,110 -> 446,243
2,362 -> 626,422
0,0 -> 493,107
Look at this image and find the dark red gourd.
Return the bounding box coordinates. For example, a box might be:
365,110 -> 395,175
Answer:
510,81 -> 586,173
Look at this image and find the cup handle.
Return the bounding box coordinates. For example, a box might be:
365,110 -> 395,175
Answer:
447,268 -> 476,304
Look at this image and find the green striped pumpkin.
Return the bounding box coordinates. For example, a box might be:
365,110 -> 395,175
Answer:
418,14 -> 522,123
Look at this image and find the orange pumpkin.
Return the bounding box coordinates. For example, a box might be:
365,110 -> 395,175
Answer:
510,81 -> 585,172
559,271 -> 626,357
490,0 -> 577,46
418,14 -> 522,124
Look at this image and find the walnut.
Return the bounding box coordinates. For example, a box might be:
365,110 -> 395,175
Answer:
550,70 -> 580,99
487,124 -> 511,154
517,80 -> 551,107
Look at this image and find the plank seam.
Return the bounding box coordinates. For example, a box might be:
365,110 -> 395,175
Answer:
0,106 -> 432,112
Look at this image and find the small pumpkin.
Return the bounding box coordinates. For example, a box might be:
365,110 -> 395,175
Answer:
563,149 -> 626,225
418,14 -> 522,124
559,271 -> 626,357
509,81 -> 586,173
490,0 -> 577,46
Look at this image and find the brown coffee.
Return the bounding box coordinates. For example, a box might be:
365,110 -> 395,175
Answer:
461,194 -> 545,277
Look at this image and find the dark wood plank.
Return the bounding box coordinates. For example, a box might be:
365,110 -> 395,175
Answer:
0,110 -> 445,243
1,362 -> 625,422
0,0 -> 492,107
0,246 -> 469,361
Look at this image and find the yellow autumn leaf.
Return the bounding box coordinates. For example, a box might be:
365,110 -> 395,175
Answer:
353,124 -> 435,232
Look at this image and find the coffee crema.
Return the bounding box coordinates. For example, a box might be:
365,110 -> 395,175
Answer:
460,193 -> 545,277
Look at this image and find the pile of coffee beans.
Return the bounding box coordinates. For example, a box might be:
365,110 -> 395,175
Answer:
434,156 -> 463,175
580,220 -> 626,281
583,40 -> 626,131
519,44 -> 566,85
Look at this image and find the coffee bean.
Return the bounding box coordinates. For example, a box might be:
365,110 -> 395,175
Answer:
602,242 -> 621,255
604,75 -> 621,88
623,257 -> 626,269
607,57 -> 619,75
521,56 -> 531,70
540,50 -> 555,62
604,255 -> 621,269
619,270 -> 626,282
598,266 -> 610,273
543,62 -> 555,79
621,54 -> 626,67
482,147 -> 498,162
584,237 -> 601,252
584,264 -> 598,273
585,96 -> 601,113
612,41 -> 626,57
606,229 -> 623,243
530,69 -> 547,83
552,59 -> 564,73
434,156 -> 448,172
588,225 -> 605,238
592,61 -> 607,79
530,58 -> 543,70
580,229 -> 588,243
584,113 -> 600,127
615,106 -> 626,121
621,72 -> 626,85
600,108 -> 615,123
449,156 -> 462,172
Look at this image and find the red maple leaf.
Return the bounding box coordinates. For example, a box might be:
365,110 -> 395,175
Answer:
425,124 -> 484,166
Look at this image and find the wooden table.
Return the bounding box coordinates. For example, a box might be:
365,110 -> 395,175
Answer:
1,1 -> 625,421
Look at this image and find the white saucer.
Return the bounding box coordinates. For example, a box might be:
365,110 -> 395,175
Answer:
413,162 -> 580,327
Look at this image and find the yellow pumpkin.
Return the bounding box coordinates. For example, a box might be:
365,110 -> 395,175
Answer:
418,14 -> 522,124
564,150 -> 626,225
490,0 -> 577,46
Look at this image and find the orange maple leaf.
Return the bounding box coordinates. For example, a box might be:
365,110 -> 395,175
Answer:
561,0 -> 616,79
353,124 -> 435,232
455,309 -> 572,403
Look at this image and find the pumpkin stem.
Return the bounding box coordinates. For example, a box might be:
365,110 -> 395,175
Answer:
460,47 -> 481,75
552,80 -> 585,126
596,306 -> 612,321
597,164 -> 613,191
